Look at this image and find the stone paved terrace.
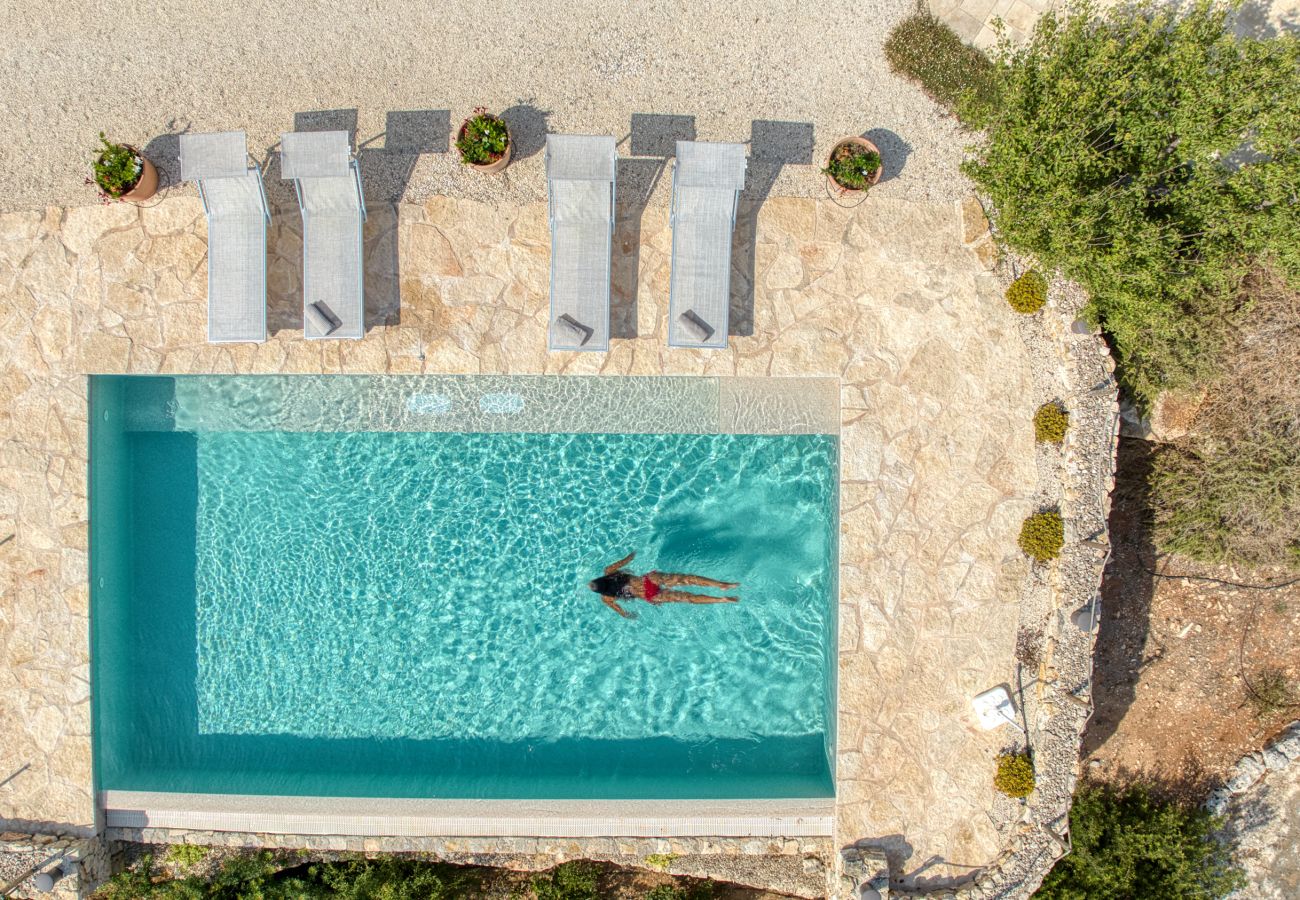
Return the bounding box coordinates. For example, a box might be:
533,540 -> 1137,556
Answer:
0,188 -> 1037,889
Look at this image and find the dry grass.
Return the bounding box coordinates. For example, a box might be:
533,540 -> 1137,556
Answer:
1152,267 -> 1300,568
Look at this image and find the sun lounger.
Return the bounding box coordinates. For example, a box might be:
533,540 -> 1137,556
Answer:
546,134 -> 617,351
280,130 -> 366,339
667,141 -> 748,349
179,131 -> 269,343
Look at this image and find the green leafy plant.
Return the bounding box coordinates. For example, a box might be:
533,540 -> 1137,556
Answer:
643,854 -> 677,871
94,852 -> 477,900
1035,782 -> 1245,898
1033,402 -> 1070,443
530,861 -> 600,900
823,141 -> 882,191
994,751 -> 1035,797
963,0 -> 1300,409
456,108 -> 509,166
164,844 -> 209,868
643,883 -> 714,900
90,133 -> 144,198
1019,511 -> 1064,561
884,11 -> 1001,127
1006,271 -> 1048,314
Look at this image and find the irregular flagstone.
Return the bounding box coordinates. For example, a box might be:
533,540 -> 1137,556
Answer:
0,194 -> 1039,889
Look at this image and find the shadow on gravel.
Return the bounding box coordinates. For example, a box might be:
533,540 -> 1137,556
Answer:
500,101 -> 550,163
864,127 -> 912,184
1083,437 -> 1158,760
142,122 -> 189,193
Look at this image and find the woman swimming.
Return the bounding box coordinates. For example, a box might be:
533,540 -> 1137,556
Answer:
588,552 -> 740,618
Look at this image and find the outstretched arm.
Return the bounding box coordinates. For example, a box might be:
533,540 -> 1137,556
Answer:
602,595 -> 635,618
604,551 -> 636,575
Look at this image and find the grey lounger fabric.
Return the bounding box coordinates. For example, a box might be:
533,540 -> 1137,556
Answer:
180,131 -> 269,343
280,131 -> 366,340
668,141 -> 748,349
546,134 -> 616,351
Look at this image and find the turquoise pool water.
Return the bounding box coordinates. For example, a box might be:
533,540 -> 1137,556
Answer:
92,376 -> 838,798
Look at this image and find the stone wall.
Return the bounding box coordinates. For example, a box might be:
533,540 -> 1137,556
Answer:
0,833 -> 108,900
105,829 -> 832,899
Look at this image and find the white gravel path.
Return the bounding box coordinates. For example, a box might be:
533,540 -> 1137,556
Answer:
2,0 -> 974,212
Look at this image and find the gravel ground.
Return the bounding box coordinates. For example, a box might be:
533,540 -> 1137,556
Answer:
2,0 -> 974,212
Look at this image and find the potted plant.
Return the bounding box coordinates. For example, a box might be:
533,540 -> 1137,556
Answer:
456,108 -> 511,173
89,133 -> 158,202
824,136 -> 883,195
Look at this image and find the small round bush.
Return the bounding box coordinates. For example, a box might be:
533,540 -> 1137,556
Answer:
1019,511 -> 1065,561
1034,402 -> 1070,443
995,751 -> 1035,798
1007,270 -> 1048,313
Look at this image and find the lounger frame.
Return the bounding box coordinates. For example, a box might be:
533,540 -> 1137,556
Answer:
546,134 -> 617,352
667,141 -> 748,350
281,131 -> 367,340
180,131 -> 270,344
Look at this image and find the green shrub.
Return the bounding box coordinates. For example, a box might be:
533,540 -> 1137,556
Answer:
964,0 -> 1300,409
95,852 -> 475,900
1033,402 -> 1069,443
1006,271 -> 1048,314
644,883 -> 714,900
994,752 -> 1035,797
456,108 -> 509,165
164,844 -> 209,868
1019,511 -> 1064,561
823,142 -> 881,191
1035,782 -> 1245,898
91,133 -> 144,198
643,853 -> 677,870
884,11 -> 1000,127
531,861 -> 600,900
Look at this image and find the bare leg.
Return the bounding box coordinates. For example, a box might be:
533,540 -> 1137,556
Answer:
655,589 -> 739,604
653,572 -> 739,590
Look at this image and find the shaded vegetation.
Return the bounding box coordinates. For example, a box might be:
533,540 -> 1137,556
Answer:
96,853 -> 745,900
97,853 -> 478,900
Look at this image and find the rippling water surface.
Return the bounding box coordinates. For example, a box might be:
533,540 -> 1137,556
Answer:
93,376 -> 838,798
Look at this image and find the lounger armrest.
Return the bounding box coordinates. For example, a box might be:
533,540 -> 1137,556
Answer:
307,301 -> 343,336
554,313 -> 594,347
678,309 -> 715,343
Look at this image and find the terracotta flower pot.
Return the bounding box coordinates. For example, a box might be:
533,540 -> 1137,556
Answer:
119,156 -> 159,201
825,136 -> 883,196
458,119 -> 512,174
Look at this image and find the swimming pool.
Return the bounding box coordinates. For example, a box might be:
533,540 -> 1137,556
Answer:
91,375 -> 838,799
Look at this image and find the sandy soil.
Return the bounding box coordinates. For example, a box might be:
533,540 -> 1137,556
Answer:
1083,439 -> 1300,798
